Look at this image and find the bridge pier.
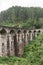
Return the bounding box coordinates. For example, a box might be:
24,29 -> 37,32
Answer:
17,32 -> 23,57
9,34 -> 15,56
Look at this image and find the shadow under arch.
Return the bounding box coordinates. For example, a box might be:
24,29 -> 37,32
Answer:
0,28 -> 7,34
23,30 -> 27,33
17,29 -> 21,34
29,30 -> 32,33
28,30 -> 32,41
34,30 -> 36,33
37,30 -> 41,36
33,30 -> 36,39
38,30 -> 41,33
17,30 -> 22,41
10,29 -> 15,34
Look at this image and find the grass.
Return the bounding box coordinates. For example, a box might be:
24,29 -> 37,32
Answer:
0,57 -> 28,65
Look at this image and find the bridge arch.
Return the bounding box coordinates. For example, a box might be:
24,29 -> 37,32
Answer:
10,29 -> 15,34
37,30 -> 41,36
0,28 -> 7,34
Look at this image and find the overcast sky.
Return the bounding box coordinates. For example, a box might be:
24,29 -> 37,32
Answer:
0,0 -> 43,12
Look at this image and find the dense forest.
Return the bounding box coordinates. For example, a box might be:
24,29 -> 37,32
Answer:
0,6 -> 43,29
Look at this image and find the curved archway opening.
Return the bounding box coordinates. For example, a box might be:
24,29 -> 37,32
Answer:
17,30 -> 21,34
33,30 -> 36,38
0,28 -> 7,34
24,30 -> 27,34
10,30 -> 15,34
29,30 -> 31,33
38,30 -> 41,33
29,30 -> 32,41
17,30 -> 21,42
37,30 -> 41,36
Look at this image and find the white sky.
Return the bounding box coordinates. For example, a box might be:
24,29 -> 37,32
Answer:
0,0 -> 43,12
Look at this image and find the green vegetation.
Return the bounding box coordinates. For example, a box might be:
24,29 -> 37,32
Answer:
23,33 -> 43,65
0,57 -> 27,65
0,6 -> 43,65
0,33 -> 43,65
0,6 -> 43,29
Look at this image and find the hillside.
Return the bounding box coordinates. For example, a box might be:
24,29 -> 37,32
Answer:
0,6 -> 43,29
0,33 -> 43,65
23,33 -> 43,65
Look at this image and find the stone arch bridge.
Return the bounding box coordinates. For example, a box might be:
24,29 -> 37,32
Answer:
0,26 -> 43,57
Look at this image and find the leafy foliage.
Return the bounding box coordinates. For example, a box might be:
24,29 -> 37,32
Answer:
23,33 -> 43,65
0,57 -> 28,65
0,6 -> 43,29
